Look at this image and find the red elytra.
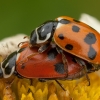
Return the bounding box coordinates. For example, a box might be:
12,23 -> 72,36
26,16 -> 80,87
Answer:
54,16 -> 100,64
16,43 -> 85,79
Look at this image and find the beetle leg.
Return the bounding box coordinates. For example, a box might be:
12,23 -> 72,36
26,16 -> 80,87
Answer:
55,79 -> 66,91
38,42 -> 50,53
56,46 -> 68,77
14,70 -> 23,78
17,52 -> 39,66
92,63 -> 100,71
61,52 -> 68,76
83,67 -> 90,86
27,53 -> 39,59
74,57 -> 90,86
18,41 -> 29,48
39,79 -> 66,91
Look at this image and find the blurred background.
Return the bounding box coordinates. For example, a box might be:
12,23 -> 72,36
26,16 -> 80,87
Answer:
0,0 -> 100,40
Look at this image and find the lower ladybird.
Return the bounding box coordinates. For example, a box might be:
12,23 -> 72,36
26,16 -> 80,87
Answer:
0,42 -> 97,90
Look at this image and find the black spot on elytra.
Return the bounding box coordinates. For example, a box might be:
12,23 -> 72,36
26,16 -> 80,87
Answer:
84,33 -> 96,45
65,44 -> 73,50
54,62 -> 65,74
88,46 -> 97,60
47,48 -> 58,60
73,19 -> 80,23
58,34 -> 64,40
21,63 -> 26,69
59,19 -> 70,24
72,25 -> 80,32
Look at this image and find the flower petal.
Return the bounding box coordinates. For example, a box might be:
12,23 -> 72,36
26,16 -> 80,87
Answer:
79,13 -> 100,32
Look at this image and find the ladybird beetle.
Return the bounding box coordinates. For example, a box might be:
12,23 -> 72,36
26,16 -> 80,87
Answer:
0,43 -> 85,79
30,16 -> 100,69
0,42 -> 98,90
16,45 -> 85,79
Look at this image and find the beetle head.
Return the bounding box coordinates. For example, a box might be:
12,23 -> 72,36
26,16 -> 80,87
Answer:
1,52 -> 17,78
30,21 -> 58,46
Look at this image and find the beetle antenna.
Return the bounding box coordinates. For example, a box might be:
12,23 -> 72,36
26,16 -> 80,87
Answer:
18,41 -> 29,47
55,79 -> 66,91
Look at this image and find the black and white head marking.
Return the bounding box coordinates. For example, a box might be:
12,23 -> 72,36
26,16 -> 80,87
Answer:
30,21 -> 58,45
1,51 -> 17,78
35,25 -> 51,44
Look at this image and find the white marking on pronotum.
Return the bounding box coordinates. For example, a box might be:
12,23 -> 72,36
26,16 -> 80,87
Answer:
56,23 -> 63,29
56,18 -> 63,29
1,62 -> 15,78
35,26 -> 51,44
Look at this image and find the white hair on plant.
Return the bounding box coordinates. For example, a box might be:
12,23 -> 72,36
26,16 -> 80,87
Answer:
0,34 -> 29,60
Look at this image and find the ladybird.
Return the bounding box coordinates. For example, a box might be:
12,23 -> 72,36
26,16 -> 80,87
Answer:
16,43 -> 98,87
30,16 -> 100,67
0,42 -> 98,90
16,45 -> 85,79
0,43 -> 84,79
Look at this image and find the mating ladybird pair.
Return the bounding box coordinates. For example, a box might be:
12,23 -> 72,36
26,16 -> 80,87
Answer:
0,16 -> 100,90
29,16 -> 100,84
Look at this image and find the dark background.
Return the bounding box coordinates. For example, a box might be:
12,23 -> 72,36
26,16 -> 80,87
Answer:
0,0 -> 100,40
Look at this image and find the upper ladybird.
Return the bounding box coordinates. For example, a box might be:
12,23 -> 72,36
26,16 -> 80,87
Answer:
30,16 -> 100,64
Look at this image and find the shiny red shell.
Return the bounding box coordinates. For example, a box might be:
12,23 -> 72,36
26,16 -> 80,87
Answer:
54,16 -> 100,64
16,43 -> 85,79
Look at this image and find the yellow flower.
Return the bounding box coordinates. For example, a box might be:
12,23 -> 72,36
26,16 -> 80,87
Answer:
1,14 -> 100,100
0,72 -> 100,100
